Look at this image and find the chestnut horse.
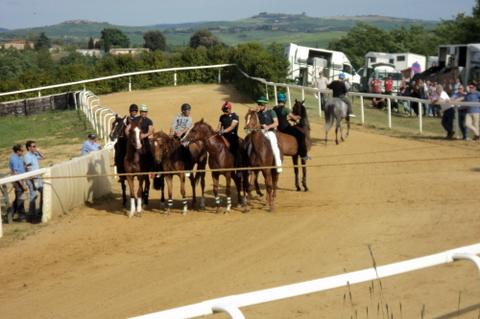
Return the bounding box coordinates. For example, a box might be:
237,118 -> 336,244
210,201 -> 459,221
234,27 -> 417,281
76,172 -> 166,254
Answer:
183,119 -> 248,213
244,109 -> 279,211
151,131 -> 195,214
124,120 -> 148,217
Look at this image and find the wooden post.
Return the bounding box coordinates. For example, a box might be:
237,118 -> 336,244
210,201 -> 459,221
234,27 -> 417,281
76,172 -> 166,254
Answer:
273,85 -> 277,104
418,101 -> 423,134
360,96 -> 365,124
128,76 -> 132,92
265,84 -> 269,100
287,86 -> 292,108
218,69 -> 222,84
174,72 -> 177,86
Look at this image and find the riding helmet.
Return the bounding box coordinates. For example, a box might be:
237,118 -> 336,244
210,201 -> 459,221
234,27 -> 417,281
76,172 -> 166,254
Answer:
256,96 -> 268,105
277,93 -> 287,103
222,101 -> 232,112
139,104 -> 149,112
181,103 -> 192,112
129,104 -> 139,112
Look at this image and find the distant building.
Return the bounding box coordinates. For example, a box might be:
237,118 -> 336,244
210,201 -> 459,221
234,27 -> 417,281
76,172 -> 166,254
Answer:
49,44 -> 63,53
109,48 -> 149,56
1,39 -> 34,50
76,49 -> 104,57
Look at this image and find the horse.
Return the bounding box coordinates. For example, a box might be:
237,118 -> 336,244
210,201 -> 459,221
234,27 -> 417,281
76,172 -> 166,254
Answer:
181,135 -> 208,211
110,115 -> 155,207
150,131 -> 194,214
324,97 -> 350,145
124,120 -> 148,217
290,99 -> 312,191
244,109 -> 279,211
183,119 -> 248,213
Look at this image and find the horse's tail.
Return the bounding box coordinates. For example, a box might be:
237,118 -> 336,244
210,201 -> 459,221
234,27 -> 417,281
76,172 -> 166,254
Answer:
324,101 -> 335,133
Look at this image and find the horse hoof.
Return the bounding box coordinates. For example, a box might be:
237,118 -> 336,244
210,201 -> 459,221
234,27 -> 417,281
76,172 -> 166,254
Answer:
296,187 -> 301,192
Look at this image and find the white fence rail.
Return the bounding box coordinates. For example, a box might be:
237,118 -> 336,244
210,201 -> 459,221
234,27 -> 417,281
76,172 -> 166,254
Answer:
131,243 -> 480,319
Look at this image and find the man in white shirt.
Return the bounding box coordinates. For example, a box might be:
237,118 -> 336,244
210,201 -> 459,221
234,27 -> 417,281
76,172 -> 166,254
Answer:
431,84 -> 453,139
313,71 -> 329,109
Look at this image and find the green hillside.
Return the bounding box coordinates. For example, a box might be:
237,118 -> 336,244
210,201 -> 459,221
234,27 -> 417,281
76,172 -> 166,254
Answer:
0,13 -> 437,48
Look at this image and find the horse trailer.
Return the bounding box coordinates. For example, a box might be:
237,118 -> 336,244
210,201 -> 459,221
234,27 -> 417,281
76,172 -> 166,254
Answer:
438,43 -> 480,85
285,43 -> 360,88
365,52 -> 426,79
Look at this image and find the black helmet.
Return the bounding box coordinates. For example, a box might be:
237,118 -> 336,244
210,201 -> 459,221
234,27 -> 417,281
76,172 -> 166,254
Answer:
181,103 -> 191,112
129,104 -> 138,112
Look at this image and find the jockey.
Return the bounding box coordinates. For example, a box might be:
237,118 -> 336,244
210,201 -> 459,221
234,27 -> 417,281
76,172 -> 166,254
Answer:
273,93 -> 309,161
170,103 -> 193,139
126,103 -> 139,124
256,96 -> 282,173
327,73 -> 353,117
138,104 -> 154,141
217,101 -> 240,166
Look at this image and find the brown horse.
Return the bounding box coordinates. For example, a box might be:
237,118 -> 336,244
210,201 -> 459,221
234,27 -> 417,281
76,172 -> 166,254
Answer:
183,119 -> 248,213
290,99 -> 312,191
244,109 -> 279,211
124,120 -> 148,217
151,131 -> 192,214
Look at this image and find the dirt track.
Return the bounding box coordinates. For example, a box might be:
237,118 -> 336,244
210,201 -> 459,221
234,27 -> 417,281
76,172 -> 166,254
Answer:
1,84 -> 479,319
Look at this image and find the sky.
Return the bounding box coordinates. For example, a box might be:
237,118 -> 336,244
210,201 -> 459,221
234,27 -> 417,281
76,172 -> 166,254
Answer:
0,0 -> 476,29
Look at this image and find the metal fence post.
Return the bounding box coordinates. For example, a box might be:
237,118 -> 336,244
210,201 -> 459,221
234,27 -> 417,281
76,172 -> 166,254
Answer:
218,69 -> 222,84
360,95 -> 365,124
418,101 -> 423,134
318,91 -> 322,117
287,86 -> 292,108
174,72 -> 177,86
265,83 -> 269,100
301,88 -> 305,101
128,76 -> 132,92
273,85 -> 277,103
387,97 -> 392,128
0,204 -> 3,238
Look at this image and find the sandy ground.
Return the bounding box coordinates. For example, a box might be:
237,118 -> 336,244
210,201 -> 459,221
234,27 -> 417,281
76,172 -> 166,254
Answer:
1,84 -> 480,319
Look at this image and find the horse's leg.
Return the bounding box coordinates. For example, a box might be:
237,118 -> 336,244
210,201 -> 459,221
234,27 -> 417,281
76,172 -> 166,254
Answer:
263,169 -> 274,212
166,176 -> 173,214
293,155 -> 300,191
301,158 -> 308,192
120,177 -> 127,207
136,176 -> 143,216
339,117 -> 345,142
212,172 -> 221,214
189,172 -> 196,210
335,119 -> 340,145
254,171 -> 263,197
200,166 -> 206,210
180,174 -> 188,215
143,176 -> 150,206
225,172 -> 232,213
233,172 -> 242,208
126,176 -> 135,218
346,116 -> 351,138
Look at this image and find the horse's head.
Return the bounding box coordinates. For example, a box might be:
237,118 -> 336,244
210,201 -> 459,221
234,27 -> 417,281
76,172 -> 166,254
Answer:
150,131 -> 171,164
183,119 -> 214,144
126,121 -> 142,151
244,108 -> 261,132
293,99 -> 309,127
109,115 -> 126,141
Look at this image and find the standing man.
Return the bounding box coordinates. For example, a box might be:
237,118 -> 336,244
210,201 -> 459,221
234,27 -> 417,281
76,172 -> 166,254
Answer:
256,97 -> 282,173
24,140 -> 45,221
384,76 -> 393,94
313,71 -> 329,109
81,133 -> 101,155
9,144 -> 27,221
464,83 -> 480,140
171,103 -> 193,139
328,73 -> 353,116
431,84 -> 453,139
451,85 -> 467,140
273,93 -> 309,161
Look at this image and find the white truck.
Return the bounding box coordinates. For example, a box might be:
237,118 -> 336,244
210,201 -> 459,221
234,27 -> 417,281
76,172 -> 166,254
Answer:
285,43 -> 360,89
365,52 -> 426,78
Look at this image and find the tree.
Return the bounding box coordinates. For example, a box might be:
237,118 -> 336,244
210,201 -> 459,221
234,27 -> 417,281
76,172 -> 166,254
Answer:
35,32 -> 51,50
88,37 -> 95,49
143,30 -> 166,51
189,29 -> 221,49
100,28 -> 130,52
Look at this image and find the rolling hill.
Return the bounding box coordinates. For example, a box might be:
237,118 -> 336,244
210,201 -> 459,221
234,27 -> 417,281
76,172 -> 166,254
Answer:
0,13 -> 437,48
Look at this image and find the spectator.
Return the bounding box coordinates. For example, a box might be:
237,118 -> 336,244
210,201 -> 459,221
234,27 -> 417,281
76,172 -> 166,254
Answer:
431,84 -> 453,139
384,76 -> 393,94
8,144 -> 27,221
313,71 -> 329,109
451,85 -> 467,140
429,81 -> 441,117
370,75 -> 384,109
408,81 -> 422,116
24,140 -> 45,220
81,133 -> 101,155
464,83 -> 480,140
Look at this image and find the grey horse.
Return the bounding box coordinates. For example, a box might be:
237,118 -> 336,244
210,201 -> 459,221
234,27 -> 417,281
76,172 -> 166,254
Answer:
324,97 -> 350,144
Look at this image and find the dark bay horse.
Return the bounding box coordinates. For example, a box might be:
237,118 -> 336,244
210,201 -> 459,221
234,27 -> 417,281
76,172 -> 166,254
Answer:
244,109 -> 279,211
290,99 -> 312,191
183,119 -> 248,213
124,120 -> 148,217
324,97 -> 350,144
109,115 -> 154,207
151,131 -> 194,214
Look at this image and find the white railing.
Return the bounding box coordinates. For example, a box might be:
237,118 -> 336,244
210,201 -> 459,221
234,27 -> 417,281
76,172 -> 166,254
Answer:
131,243 -> 480,319
237,69 -> 480,134
0,64 -> 234,98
